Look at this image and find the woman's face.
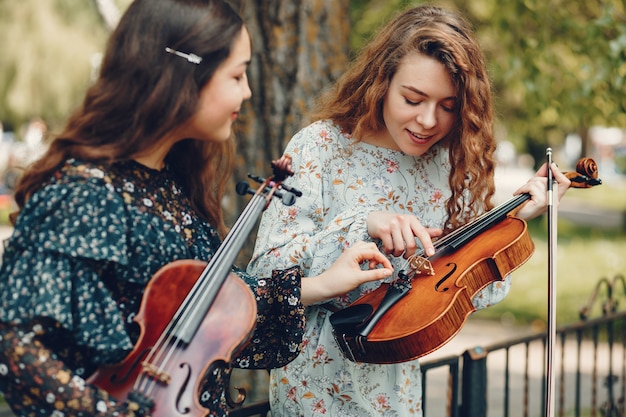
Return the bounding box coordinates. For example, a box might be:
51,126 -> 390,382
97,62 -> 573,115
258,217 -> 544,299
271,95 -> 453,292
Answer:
184,26 -> 252,143
373,52 -> 457,156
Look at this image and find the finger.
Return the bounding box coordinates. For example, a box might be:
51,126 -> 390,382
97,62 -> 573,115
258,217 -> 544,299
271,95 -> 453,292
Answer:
366,252 -> 393,270
514,175 -> 546,197
401,222 -> 419,255
356,267 -> 394,283
376,232 -> 392,254
410,224 -> 435,256
389,222 -> 407,257
534,162 -> 549,177
354,242 -> 393,269
549,163 -> 571,198
428,228 -> 444,239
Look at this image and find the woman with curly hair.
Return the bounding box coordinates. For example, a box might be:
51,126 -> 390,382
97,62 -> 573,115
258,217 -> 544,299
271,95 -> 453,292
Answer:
247,4 -> 571,416
0,0 -> 395,416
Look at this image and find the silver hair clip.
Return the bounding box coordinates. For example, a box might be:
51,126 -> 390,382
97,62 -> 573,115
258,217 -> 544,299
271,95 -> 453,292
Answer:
165,47 -> 203,64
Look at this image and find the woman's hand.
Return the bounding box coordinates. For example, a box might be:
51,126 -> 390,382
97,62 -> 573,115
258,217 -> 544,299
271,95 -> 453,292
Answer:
514,162 -> 571,220
367,211 -> 443,258
301,241 -> 393,306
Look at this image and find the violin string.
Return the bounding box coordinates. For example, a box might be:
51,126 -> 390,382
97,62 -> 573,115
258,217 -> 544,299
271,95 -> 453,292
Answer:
392,193 -> 530,276
133,191 -> 266,396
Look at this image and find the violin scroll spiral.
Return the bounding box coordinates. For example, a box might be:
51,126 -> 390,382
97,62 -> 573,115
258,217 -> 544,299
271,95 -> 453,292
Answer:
565,157 -> 601,189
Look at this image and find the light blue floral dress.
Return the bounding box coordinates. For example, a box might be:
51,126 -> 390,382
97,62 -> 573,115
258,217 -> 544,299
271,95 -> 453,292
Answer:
247,120 -> 510,416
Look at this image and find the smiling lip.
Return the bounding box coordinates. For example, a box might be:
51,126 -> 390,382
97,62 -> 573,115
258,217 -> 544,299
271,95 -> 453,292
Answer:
407,129 -> 433,145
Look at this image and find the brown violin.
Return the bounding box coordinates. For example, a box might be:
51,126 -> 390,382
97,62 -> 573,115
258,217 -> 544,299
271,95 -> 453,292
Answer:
89,156 -> 300,416
330,157 -> 601,364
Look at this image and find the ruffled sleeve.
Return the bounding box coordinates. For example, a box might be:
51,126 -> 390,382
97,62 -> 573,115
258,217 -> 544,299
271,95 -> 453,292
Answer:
0,177 -> 134,364
233,265 -> 305,369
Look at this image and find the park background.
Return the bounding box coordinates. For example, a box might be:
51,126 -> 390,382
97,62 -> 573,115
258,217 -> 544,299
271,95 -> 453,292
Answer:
0,0 -> 625,408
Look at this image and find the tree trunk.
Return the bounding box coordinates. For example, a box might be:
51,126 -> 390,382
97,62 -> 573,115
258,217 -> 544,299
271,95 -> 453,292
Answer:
224,0 -> 351,404
226,0 -> 351,271
226,0 -> 351,225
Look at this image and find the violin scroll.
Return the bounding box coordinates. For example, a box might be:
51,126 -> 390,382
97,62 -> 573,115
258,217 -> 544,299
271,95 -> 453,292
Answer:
564,157 -> 602,189
236,155 -> 302,207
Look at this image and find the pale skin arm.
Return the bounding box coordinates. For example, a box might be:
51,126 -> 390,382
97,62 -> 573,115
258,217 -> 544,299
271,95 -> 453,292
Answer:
301,241 -> 394,306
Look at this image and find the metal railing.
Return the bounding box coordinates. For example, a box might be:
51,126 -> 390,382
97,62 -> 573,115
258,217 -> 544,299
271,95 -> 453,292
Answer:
230,274 -> 626,417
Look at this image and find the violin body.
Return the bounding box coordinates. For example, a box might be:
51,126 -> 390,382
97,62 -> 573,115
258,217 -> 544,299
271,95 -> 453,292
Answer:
88,260 -> 256,416
332,216 -> 534,364
330,156 -> 600,364
88,156 -> 298,415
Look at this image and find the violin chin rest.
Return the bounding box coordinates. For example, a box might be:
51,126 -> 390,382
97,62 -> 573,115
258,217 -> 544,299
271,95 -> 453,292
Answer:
329,304 -> 374,336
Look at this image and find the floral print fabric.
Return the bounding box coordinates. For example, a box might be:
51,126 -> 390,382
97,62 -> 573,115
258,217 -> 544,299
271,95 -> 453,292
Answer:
247,120 -> 510,416
0,159 -> 305,417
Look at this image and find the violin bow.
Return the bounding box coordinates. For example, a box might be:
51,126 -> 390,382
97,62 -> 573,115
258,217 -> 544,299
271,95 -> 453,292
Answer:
545,151 -> 601,417
546,148 -> 557,417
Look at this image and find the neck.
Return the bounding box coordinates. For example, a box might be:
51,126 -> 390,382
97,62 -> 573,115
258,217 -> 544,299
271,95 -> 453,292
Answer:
360,128 -> 401,151
133,155 -> 165,171
132,134 -> 180,170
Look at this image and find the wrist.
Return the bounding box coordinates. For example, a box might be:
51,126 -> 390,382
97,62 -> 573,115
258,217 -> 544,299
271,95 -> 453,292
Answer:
301,273 -> 333,306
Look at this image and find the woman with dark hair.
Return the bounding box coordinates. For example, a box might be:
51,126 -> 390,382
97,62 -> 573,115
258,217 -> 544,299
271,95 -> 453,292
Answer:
248,4 -> 572,416
0,1 -> 393,416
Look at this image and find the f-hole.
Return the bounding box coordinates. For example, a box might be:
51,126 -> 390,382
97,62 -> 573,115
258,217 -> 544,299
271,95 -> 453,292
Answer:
176,362 -> 192,414
435,263 -> 457,292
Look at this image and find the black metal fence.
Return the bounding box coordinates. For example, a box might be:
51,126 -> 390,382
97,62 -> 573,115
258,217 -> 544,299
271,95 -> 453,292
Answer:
1,275 -> 623,417
230,274 -> 626,417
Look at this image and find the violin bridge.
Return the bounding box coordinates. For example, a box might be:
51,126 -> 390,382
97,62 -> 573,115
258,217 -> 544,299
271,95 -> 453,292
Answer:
407,254 -> 435,276
142,362 -> 171,385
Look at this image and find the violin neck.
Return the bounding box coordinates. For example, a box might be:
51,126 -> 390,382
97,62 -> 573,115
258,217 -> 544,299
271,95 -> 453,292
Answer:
170,193 -> 267,343
210,193 -> 267,282
439,193 -> 531,251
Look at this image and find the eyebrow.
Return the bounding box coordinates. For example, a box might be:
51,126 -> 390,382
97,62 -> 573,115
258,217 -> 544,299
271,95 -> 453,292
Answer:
401,85 -> 456,101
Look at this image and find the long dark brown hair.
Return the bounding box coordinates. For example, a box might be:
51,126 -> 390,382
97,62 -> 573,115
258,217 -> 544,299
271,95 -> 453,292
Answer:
313,4 -> 496,231
12,0 -> 244,236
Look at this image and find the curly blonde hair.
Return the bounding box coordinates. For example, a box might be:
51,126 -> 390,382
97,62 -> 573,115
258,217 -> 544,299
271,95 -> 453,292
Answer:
313,4 -> 496,232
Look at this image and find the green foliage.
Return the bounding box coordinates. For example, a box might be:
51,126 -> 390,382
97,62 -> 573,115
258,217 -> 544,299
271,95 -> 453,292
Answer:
349,0 -> 626,166
473,181 -> 626,326
0,0 -> 109,132
481,0 -> 626,163
2,0 -> 624,153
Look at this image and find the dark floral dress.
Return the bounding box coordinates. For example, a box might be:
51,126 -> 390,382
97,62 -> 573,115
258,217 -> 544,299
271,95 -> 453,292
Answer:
0,159 -> 305,417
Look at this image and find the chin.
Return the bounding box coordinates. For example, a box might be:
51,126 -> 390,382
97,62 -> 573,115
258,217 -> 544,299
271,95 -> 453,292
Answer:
207,130 -> 232,143
402,145 -> 431,157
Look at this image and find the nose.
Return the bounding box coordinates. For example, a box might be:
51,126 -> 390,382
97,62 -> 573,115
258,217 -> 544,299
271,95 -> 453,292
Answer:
243,79 -> 252,100
416,104 -> 436,130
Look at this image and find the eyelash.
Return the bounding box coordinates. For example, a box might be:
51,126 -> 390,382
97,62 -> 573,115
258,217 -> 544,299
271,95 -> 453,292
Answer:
404,98 -> 455,113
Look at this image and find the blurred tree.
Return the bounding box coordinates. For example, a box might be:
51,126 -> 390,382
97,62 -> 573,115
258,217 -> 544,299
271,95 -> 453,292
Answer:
93,0 -> 122,30
481,0 -> 626,166
348,0 -> 626,168
224,0 -> 350,219
3,0 -> 624,166
0,0 -> 110,134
